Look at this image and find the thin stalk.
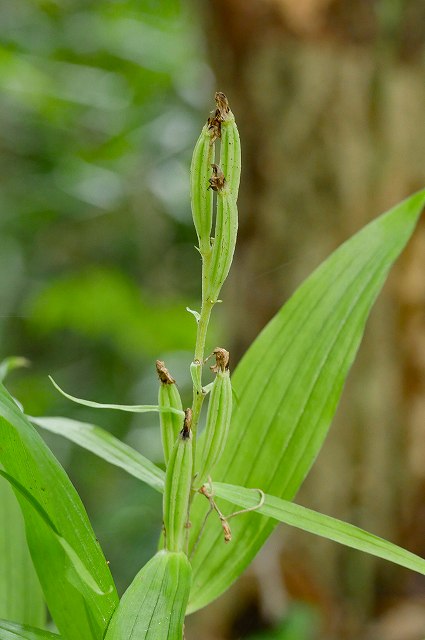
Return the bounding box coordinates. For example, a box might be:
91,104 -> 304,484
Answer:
194,297 -> 214,364
191,249 -> 215,464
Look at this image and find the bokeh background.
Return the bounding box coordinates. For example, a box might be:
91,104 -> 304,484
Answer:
1,1 -> 425,638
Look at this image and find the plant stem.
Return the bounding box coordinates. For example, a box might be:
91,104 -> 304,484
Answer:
194,298 -> 214,364
190,251 -> 214,475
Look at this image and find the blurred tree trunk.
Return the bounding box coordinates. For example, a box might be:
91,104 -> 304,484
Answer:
197,1 -> 425,638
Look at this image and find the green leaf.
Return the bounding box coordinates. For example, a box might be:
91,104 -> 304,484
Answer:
49,378 -> 184,416
0,470 -> 110,597
0,619 -> 59,640
0,383 -> 118,640
0,474 -> 45,627
212,483 -> 425,577
104,551 -> 191,639
36,420 -> 425,577
31,416 -> 165,494
187,190 -> 425,612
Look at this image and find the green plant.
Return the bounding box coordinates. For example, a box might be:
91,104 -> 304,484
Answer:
1,93 -> 425,639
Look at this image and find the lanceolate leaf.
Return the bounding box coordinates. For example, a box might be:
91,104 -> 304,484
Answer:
31,417 -> 165,494
0,619 -> 59,639
49,378 -> 183,417
0,474 -> 45,627
0,471 -> 109,597
0,384 -> 118,639
31,415 -> 425,580
187,190 -> 425,611
105,551 -> 191,640
212,483 -> 425,576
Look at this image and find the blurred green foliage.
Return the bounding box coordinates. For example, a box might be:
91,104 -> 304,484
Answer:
247,605 -> 318,640
28,267 -> 196,356
0,0 -> 221,594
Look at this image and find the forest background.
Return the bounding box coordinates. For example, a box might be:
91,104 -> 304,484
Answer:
1,1 -> 425,638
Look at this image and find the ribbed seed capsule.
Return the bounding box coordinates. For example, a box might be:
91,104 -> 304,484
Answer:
195,349 -> 232,488
206,173 -> 238,303
163,409 -> 193,552
190,123 -> 215,256
156,360 -> 183,466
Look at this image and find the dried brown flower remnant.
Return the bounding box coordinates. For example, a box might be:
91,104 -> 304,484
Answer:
210,347 -> 230,373
222,521 -> 232,543
207,115 -> 221,144
214,92 -> 230,119
182,408 -> 193,439
208,164 -> 226,192
199,484 -> 232,543
156,360 -> 175,384
207,91 -> 231,143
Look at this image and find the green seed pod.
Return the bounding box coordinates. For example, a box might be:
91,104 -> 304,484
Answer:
215,92 -> 241,198
156,360 -> 183,466
163,409 -> 193,552
190,122 -> 215,256
195,349 -> 232,488
205,177 -> 238,303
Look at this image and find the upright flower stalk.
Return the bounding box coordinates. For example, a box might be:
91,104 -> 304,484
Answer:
161,93 -> 240,553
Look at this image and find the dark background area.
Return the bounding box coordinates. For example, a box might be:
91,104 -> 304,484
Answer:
1,1 -> 425,638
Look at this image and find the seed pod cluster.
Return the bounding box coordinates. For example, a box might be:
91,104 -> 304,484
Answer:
195,348 -> 232,488
156,360 -> 183,466
190,93 -> 241,302
205,94 -> 241,303
163,409 -> 193,552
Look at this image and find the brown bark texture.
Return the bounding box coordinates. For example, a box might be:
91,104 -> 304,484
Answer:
190,1 -> 425,638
